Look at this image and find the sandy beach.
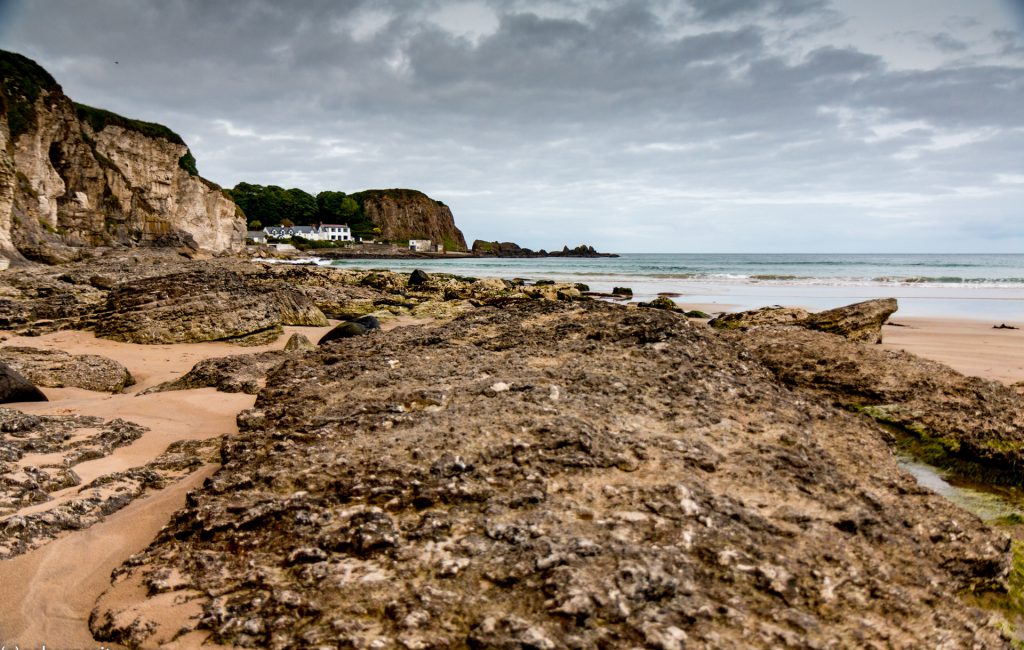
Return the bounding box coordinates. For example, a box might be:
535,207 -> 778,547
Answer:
0,304 -> 1021,648
0,324 -> 338,648
881,316 -> 1024,385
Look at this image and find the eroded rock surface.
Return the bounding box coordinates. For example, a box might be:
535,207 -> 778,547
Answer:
143,351 -> 288,395
0,346 -> 134,392
732,326 -> 1024,485
92,301 -> 1013,649
95,268 -> 327,344
708,306 -> 811,330
803,298 -> 898,343
2,435 -> 217,559
710,299 -> 898,344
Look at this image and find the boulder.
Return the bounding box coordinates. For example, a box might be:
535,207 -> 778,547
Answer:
0,347 -> 134,392
709,306 -> 811,330
803,298 -> 898,344
95,268 -> 327,344
0,362 -> 47,403
319,315 -> 381,346
408,269 -> 431,287
638,296 -> 677,310
142,351 -> 286,395
284,333 -> 315,352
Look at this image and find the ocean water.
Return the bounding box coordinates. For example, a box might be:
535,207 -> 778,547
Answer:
306,253 -> 1024,320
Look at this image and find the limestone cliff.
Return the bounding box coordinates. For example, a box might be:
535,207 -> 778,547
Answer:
0,50 -> 244,265
352,189 -> 467,251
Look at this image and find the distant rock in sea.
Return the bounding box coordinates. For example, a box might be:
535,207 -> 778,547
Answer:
471,240 -> 618,258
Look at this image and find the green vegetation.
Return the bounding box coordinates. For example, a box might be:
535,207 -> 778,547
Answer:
965,541 -> 1024,646
229,184 -> 461,247
178,150 -> 198,175
73,102 -> 185,145
857,404 -> 1024,489
228,183 -> 377,239
1,50 -> 62,139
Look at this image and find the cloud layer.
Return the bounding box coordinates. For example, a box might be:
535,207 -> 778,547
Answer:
2,0 -> 1022,251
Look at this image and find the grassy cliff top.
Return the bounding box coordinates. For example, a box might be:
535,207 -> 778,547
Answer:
1,50 -> 187,151
1,49 -> 62,138
351,188 -> 446,206
73,102 -> 186,146
0,49 -> 60,96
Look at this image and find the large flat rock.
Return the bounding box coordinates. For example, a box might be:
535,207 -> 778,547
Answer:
94,268 -> 327,344
92,301 -> 1012,648
0,346 -> 134,392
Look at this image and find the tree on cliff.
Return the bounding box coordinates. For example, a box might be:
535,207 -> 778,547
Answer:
229,183 -> 317,227
230,183 -> 377,239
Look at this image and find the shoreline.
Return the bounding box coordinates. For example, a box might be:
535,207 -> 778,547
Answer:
0,259 -> 1021,646
263,254 -> 1024,321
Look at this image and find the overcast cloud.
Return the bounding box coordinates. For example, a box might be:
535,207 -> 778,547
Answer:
1,0 -> 1022,252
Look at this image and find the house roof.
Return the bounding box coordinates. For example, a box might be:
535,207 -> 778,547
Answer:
320,223 -> 349,228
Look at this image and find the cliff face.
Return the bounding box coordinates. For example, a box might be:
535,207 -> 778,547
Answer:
0,51 -> 244,265
353,189 -> 467,251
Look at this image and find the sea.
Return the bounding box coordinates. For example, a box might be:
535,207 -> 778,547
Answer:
297,253 -> 1024,320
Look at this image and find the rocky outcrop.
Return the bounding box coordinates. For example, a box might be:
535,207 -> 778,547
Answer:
710,298 -> 897,344
94,267 -> 327,345
0,50 -> 245,265
92,301 -> 1014,648
0,346 -> 134,392
143,350 -> 292,395
0,250 -> 596,339
732,326 -> 1024,486
0,361 -> 46,403
354,189 -> 467,251
803,298 -> 898,343
0,408 -> 215,560
472,240 -> 618,257
709,305 -> 811,330
318,315 -> 380,345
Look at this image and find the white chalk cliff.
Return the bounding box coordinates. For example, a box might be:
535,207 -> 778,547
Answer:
0,50 -> 244,266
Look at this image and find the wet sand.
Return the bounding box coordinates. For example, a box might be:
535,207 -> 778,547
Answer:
0,466 -> 217,648
0,325 -> 336,648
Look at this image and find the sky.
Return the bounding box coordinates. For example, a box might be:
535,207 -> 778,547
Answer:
1,0 -> 1022,253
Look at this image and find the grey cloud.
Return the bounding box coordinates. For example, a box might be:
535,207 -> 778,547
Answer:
1,0 -> 1021,252
929,33 -> 969,52
686,0 -> 827,22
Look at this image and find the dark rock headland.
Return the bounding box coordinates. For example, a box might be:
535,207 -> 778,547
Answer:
472,240 -> 618,258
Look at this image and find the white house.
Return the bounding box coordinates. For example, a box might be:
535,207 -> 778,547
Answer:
246,231 -> 267,244
263,224 -> 352,242
319,224 -> 353,241
409,239 -> 433,252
